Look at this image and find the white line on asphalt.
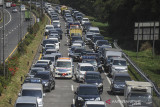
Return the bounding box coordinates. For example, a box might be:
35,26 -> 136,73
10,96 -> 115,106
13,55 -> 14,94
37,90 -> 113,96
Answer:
12,29 -> 14,31
104,73 -> 107,76
6,34 -> 8,37
71,85 -> 74,91
73,99 -> 75,105
116,95 -> 124,107
105,74 -> 124,107
0,9 -> 12,29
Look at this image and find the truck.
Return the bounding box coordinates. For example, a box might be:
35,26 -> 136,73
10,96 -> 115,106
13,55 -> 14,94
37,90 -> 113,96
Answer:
25,10 -> 30,21
6,1 -> 12,8
102,48 -> 122,71
124,81 -> 153,107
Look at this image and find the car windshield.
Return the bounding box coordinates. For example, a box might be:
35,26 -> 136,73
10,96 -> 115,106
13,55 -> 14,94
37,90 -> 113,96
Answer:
57,61 -> 71,68
34,73 -> 49,80
72,37 -> 82,41
46,27 -> 53,30
129,93 -> 152,102
97,41 -> 109,46
46,45 -> 55,48
83,60 -> 97,66
78,87 -> 99,95
80,66 -> 94,71
16,104 -> 36,107
43,40 -> 57,45
86,74 -> 101,80
87,105 -> 105,107
75,49 -> 84,53
86,35 -> 92,39
46,51 -> 56,54
34,64 -> 48,69
22,90 -> 42,98
83,19 -> 89,21
30,69 -> 43,75
113,60 -> 126,66
43,57 -> 54,62
93,37 -> 103,42
90,30 -> 99,33
115,76 -> 131,82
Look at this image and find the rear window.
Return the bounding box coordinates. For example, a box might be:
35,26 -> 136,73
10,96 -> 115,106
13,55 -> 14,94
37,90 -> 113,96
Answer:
16,104 -> 36,107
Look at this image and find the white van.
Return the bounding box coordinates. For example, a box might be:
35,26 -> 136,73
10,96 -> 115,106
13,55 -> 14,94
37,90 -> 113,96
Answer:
19,83 -> 45,107
87,27 -> 100,35
55,57 -> 74,78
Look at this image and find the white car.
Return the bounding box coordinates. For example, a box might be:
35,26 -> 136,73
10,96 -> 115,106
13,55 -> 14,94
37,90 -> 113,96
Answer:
52,20 -> 61,28
36,59 -> 53,72
45,25 -> 54,35
83,101 -> 107,107
48,38 -> 60,51
81,18 -> 89,25
75,63 -> 95,82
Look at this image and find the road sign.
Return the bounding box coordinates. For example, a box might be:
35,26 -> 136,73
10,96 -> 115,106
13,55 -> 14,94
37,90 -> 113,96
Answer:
134,22 -> 159,40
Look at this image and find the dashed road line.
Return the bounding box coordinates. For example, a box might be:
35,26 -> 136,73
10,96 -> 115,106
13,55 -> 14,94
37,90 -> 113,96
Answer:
71,85 -> 74,91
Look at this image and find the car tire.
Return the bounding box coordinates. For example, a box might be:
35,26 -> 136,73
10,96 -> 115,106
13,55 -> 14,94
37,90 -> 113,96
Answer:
48,86 -> 51,92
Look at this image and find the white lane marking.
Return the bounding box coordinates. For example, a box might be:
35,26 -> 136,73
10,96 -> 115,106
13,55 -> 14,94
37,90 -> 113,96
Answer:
116,95 -> 124,107
106,76 -> 111,85
0,9 -> 12,29
12,29 -> 14,31
105,74 -> 124,107
73,99 -> 75,105
6,34 -> 8,37
104,73 -> 107,76
71,85 -> 74,91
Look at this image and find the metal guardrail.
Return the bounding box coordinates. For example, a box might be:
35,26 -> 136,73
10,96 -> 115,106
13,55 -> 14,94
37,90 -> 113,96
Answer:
113,40 -> 160,97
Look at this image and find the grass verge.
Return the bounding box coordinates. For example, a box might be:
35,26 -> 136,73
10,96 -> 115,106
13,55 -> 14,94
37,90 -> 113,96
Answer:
0,15 -> 48,107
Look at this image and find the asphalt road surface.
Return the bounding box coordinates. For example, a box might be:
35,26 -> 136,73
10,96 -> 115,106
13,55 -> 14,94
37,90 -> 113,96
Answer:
0,7 -> 35,62
33,12 -> 126,107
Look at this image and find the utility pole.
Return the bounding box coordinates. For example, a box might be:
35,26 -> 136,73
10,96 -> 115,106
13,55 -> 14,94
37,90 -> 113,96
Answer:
30,0 -> 31,27
2,0 -> 5,77
20,0 -> 22,42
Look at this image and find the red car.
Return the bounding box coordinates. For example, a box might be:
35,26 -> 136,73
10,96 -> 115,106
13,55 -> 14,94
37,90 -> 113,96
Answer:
11,3 -> 16,7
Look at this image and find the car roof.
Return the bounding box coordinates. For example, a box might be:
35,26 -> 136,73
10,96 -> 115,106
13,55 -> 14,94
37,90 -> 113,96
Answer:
46,25 -> 53,27
45,44 -> 55,46
37,59 -> 50,62
22,83 -> 43,90
114,72 -> 130,77
79,84 -> 97,87
89,27 -> 99,30
78,63 -> 93,66
85,101 -> 105,105
16,96 -> 37,104
36,71 -> 50,74
86,71 -> 100,75
46,49 -> 57,51
31,67 -> 45,70
111,57 -> 126,61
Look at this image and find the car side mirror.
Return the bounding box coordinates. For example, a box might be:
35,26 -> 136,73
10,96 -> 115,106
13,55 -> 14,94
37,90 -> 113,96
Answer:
18,93 -> 21,97
43,93 -> 46,96
74,91 -> 77,94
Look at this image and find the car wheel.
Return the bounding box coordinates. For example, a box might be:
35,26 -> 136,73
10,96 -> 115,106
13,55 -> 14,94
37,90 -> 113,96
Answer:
48,86 -> 51,92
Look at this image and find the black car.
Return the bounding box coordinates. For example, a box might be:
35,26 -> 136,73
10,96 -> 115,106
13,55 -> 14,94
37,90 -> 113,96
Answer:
55,27 -> 63,39
69,47 -> 85,61
84,72 -> 103,93
110,72 -> 131,94
91,36 -> 104,48
34,71 -> 55,92
74,84 -> 101,107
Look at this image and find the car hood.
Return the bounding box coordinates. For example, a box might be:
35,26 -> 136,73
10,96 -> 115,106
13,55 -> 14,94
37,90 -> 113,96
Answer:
85,79 -> 102,85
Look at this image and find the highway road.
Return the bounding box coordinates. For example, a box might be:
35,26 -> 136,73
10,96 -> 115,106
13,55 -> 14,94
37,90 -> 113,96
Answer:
0,7 -> 35,62
32,10 -> 126,107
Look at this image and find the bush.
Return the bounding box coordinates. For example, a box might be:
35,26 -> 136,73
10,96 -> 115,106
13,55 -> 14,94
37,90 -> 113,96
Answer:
140,41 -> 152,51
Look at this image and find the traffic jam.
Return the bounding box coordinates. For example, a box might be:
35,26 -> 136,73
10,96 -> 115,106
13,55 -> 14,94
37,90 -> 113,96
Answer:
15,2 -> 153,107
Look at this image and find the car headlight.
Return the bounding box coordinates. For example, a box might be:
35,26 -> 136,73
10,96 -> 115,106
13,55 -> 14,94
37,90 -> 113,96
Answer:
95,97 -> 100,101
98,83 -> 103,87
114,84 -> 119,88
78,97 -> 83,101
44,82 -> 49,86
